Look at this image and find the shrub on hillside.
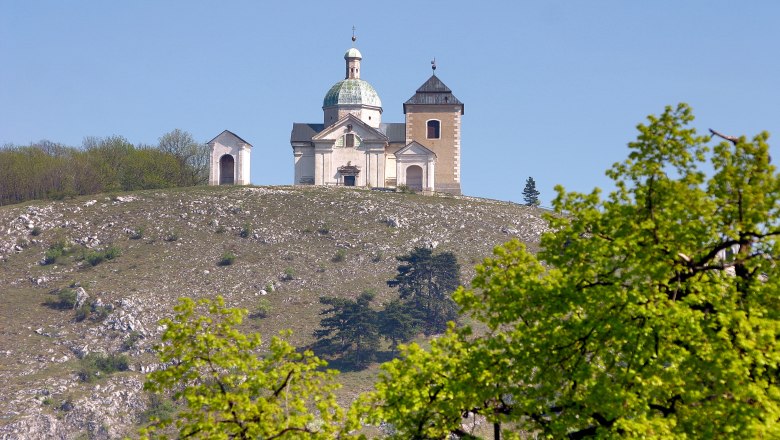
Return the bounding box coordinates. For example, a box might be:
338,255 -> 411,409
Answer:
47,288 -> 78,310
218,252 -> 236,266
121,331 -> 143,351
129,227 -> 144,240
42,248 -> 62,265
75,304 -> 90,322
41,239 -> 72,265
76,301 -> 113,322
281,267 -> 295,281
138,393 -> 176,425
77,352 -> 129,382
332,249 -> 347,263
239,223 -> 252,238
253,298 -> 272,319
83,245 -> 121,266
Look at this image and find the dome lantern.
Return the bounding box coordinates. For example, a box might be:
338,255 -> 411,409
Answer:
323,45 -> 382,128
345,48 -> 362,79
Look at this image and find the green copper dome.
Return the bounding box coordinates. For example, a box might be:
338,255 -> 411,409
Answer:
344,47 -> 362,59
322,79 -> 382,108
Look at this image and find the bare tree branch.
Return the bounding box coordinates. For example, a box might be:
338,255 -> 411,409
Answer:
709,128 -> 739,145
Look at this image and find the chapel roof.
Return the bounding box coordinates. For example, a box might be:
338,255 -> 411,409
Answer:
207,129 -> 252,147
290,123 -> 325,143
379,123 -> 405,143
396,140 -> 437,157
290,121 -> 405,145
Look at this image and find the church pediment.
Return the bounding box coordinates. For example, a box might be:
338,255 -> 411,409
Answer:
312,114 -> 388,142
395,141 -> 436,158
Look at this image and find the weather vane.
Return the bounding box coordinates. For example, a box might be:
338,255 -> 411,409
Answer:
431,57 -> 437,72
352,26 -> 356,45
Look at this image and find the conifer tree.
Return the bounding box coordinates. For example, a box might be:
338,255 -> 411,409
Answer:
314,291 -> 380,367
388,247 -> 460,335
522,176 -> 541,205
378,299 -> 421,354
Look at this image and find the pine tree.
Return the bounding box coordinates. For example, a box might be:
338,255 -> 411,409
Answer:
314,291 -> 380,367
522,176 -> 541,206
378,299 -> 421,354
387,247 -> 460,335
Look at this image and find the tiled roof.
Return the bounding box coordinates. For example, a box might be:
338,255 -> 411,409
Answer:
323,79 -> 382,108
292,120 -> 403,146
379,123 -> 406,143
290,123 -> 324,143
207,129 -> 252,146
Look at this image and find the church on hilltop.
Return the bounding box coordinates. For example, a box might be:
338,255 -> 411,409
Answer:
289,40 -> 464,194
208,37 -> 464,194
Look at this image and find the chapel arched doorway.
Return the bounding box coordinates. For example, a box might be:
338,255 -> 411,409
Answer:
406,165 -> 423,191
219,155 -> 235,185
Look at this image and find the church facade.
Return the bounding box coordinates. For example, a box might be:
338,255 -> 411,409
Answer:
290,46 -> 464,194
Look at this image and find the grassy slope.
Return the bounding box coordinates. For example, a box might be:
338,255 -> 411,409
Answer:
0,185 -> 548,437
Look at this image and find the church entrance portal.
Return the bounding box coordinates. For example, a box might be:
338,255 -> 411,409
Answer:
406,165 -> 423,191
337,162 -> 360,187
219,155 -> 235,185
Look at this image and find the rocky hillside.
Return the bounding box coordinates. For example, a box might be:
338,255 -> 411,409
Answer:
0,185 -> 549,439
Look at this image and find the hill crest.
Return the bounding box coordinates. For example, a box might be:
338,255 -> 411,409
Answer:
0,185 -> 548,438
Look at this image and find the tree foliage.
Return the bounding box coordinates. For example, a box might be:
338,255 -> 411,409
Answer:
314,291 -> 381,368
141,297 -> 354,439
377,299 -> 420,354
522,176 -> 541,206
387,247 -> 461,335
0,130 -> 206,206
361,104 -> 780,438
158,129 -> 209,186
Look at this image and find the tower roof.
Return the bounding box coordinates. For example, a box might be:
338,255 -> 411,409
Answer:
404,74 -> 464,114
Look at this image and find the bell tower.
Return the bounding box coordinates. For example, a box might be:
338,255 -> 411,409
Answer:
403,60 -> 464,195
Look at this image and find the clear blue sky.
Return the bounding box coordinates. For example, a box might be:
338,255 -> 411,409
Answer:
2,1 -> 778,205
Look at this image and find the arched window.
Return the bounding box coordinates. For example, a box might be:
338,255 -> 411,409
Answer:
345,134 -> 355,148
427,120 -> 440,139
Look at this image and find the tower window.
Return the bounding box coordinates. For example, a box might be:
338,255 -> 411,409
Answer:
427,120 -> 441,139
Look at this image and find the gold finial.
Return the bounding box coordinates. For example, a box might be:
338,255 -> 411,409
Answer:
431,57 -> 437,72
352,26 -> 357,44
